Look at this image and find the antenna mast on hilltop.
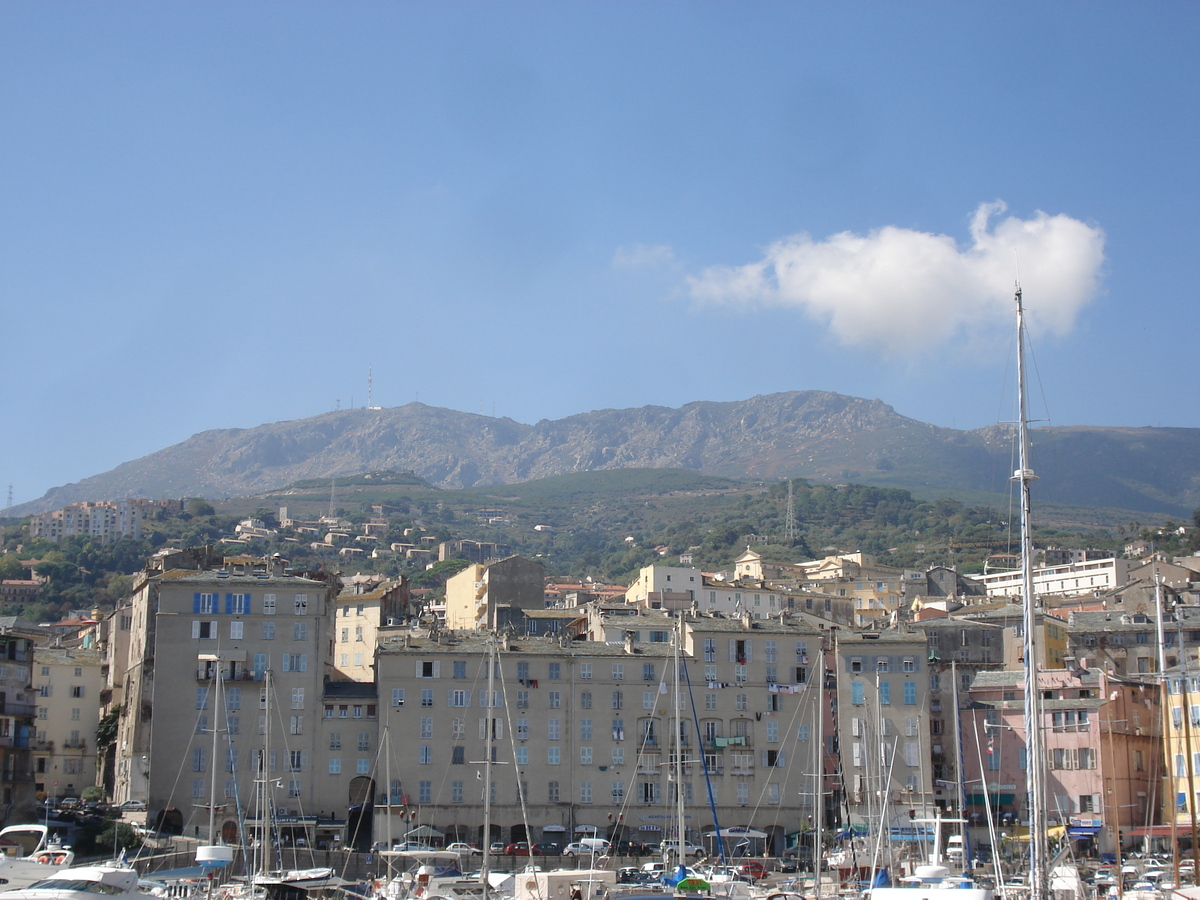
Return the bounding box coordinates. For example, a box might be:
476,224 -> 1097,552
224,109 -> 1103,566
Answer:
785,480 -> 797,543
329,479 -> 336,518
368,365 -> 373,409
5,484 -> 11,511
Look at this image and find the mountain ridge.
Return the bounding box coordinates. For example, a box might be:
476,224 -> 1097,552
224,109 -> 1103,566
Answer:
11,390 -> 1200,517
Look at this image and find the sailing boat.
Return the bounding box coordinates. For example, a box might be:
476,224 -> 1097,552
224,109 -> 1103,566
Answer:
196,660 -> 234,874
867,285 -> 1044,900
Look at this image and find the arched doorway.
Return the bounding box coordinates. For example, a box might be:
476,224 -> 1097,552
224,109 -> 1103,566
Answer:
221,820 -> 239,844
347,777 -> 375,852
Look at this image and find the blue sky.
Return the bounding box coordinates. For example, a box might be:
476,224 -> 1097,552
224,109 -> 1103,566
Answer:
3,2 -> 1198,506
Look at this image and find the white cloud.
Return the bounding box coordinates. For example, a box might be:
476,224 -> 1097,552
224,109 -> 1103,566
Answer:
685,202 -> 1105,350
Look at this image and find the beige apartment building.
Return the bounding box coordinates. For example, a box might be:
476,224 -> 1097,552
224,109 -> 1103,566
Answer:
444,556 -> 545,632
33,647 -> 104,800
0,620 -> 41,818
113,549 -> 339,839
330,578 -> 408,682
369,614 -> 829,854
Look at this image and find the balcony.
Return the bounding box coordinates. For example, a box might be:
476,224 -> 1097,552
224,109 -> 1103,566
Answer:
63,739 -> 86,751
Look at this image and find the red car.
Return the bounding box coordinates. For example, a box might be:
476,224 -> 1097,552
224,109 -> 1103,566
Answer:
737,861 -> 768,881
504,842 -> 531,856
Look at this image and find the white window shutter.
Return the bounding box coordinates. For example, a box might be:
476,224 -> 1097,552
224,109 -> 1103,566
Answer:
192,621 -> 201,639
300,750 -> 309,771
433,661 -> 441,677
729,639 -> 737,662
745,641 -> 752,663
416,661 -> 423,677
495,719 -> 503,739
479,718 -> 487,740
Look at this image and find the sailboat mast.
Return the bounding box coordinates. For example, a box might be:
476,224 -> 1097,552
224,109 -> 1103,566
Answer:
674,614 -> 686,860
814,650 -> 824,900
1014,285 -> 1048,899
481,633 -> 496,896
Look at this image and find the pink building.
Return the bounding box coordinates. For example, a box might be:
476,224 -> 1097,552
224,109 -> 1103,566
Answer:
962,667 -> 1161,858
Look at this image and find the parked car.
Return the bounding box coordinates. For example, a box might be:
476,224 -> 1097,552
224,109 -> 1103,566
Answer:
392,841 -> 435,852
504,842 -> 531,856
446,843 -> 482,855
660,841 -> 704,858
531,842 -> 561,856
611,840 -> 647,856
489,842 -> 505,855
736,861 -> 768,881
119,800 -> 147,811
564,839 -> 611,857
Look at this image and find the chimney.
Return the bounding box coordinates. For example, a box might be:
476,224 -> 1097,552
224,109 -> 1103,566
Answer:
741,610 -> 753,630
624,631 -> 636,654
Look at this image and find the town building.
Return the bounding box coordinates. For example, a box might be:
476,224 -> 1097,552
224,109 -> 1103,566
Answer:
113,548 -> 339,840
832,631 -> 935,836
962,667 -> 1161,858
444,556 -> 546,632
0,619 -> 43,818
978,556 -> 1131,601
33,647 -> 104,802
369,614 -> 828,854
330,577 -> 409,682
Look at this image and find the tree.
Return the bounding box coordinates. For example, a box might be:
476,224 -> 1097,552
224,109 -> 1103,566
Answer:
186,499 -> 216,518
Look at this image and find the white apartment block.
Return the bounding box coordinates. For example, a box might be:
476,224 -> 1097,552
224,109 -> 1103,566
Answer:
33,648 -> 103,799
978,557 -> 1131,601
28,500 -> 160,545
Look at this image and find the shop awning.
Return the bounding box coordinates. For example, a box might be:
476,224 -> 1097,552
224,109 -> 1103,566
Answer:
1067,826 -> 1102,838
1124,825 -> 1178,838
966,792 -> 1016,806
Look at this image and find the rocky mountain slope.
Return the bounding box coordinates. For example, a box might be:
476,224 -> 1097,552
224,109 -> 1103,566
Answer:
13,391 -> 1200,517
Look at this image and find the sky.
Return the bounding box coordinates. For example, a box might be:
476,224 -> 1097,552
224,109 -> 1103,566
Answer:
2,2 -> 1198,507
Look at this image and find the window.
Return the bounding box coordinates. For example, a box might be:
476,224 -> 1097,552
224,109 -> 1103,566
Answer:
735,693 -> 747,711
193,748 -> 207,771
196,593 -> 217,614
420,717 -> 433,739
451,746 -> 465,765
612,781 -> 625,801
705,692 -> 717,711
421,689 -> 434,707
450,689 -> 468,707
70,685 -> 84,698
851,682 -> 864,705
548,718 -> 561,740
451,781 -> 464,803
548,663 -> 561,680
261,621 -> 275,640
904,682 -> 917,705
548,781 -> 560,802
766,721 -> 779,742
289,716 -> 303,734
392,689 -> 405,706
612,719 -> 625,740
330,732 -> 342,750
581,747 -> 593,764
229,621 -> 244,640
419,781 -> 431,803
281,653 -> 308,672
516,717 -> 529,739
453,661 -> 466,679
580,718 -> 593,740
516,690 -> 529,708
293,594 -> 308,615
764,640 -> 777,663
293,622 -> 307,641
612,690 -> 624,709
516,746 -> 528,765
880,681 -> 891,705
580,663 -> 592,680
354,626 -> 363,642
419,746 -> 432,764
643,663 -> 656,682
612,748 -> 624,765
580,781 -> 593,803
643,691 -> 654,709
850,657 -> 862,673
196,687 -> 209,710
580,690 -> 592,709
612,664 -> 624,680
549,691 -> 562,709
548,747 -> 561,765
263,594 -> 276,615
192,621 -> 217,639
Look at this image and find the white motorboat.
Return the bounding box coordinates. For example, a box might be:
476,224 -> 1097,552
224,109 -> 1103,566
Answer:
0,824 -> 77,890
0,863 -> 159,900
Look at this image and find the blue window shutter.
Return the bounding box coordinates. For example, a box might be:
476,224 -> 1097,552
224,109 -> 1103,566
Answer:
246,594 -> 253,615
194,593 -> 201,614
225,593 -> 233,614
